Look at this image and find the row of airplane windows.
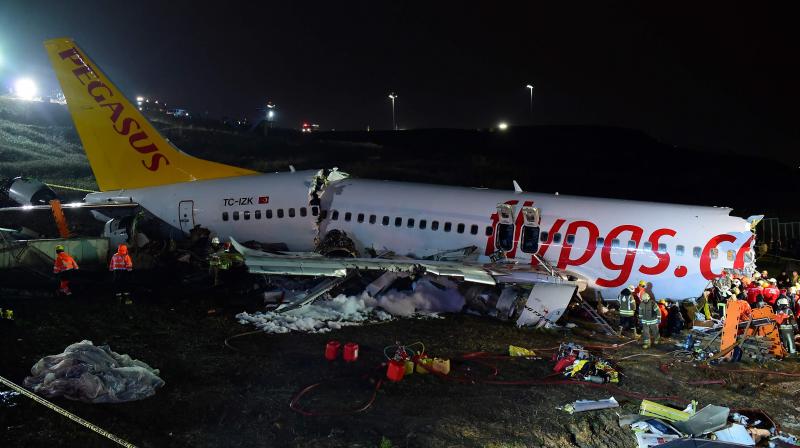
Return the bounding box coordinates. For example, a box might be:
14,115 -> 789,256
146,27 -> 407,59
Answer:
220,207 -> 732,261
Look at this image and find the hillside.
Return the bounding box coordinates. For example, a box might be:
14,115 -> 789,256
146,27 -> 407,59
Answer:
1,96 -> 796,219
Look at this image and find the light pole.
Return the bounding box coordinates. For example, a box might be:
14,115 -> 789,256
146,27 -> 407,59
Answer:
388,92 -> 397,130
525,84 -> 535,122
265,101 -> 275,135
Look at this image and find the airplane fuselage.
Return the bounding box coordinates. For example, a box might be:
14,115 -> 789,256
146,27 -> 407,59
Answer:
86,170 -> 756,301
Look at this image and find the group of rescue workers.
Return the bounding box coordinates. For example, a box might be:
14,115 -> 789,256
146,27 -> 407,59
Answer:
53,243 -> 133,304
616,271 -> 799,354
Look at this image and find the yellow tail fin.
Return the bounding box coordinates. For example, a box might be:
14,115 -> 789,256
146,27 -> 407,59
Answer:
44,38 -> 256,191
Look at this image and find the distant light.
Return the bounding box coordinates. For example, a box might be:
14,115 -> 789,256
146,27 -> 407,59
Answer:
268,110 -> 274,119
498,122 -> 509,130
136,96 -> 144,102
14,78 -> 38,100
388,93 -> 397,99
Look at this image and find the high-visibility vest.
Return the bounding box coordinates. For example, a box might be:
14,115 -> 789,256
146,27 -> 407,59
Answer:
53,253 -> 78,273
619,293 -> 636,316
109,253 -> 133,271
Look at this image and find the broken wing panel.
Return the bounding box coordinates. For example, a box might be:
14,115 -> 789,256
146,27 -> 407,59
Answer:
230,237 -> 575,288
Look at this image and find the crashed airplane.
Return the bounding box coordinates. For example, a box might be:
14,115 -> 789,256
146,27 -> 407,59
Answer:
11,38 -> 761,326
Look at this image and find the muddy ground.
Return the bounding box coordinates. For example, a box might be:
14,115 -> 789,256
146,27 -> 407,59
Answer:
2,273 -> 800,448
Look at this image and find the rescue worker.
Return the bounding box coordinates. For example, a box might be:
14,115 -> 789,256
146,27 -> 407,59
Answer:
109,244 -> 133,304
667,301 -> 685,337
682,297 -> 697,331
696,288 -> 713,320
617,285 -> 637,337
791,271 -> 800,288
633,280 -> 647,305
763,278 -> 781,308
53,245 -> 79,296
746,280 -> 763,304
657,299 -> 669,336
638,292 -> 660,349
775,297 -> 797,355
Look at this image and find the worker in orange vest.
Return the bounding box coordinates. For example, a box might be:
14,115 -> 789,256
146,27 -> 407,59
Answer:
657,299 -> 669,336
109,244 -> 133,304
53,245 -> 79,296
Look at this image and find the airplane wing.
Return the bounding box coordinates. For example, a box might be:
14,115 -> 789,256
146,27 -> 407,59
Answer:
230,237 -> 574,287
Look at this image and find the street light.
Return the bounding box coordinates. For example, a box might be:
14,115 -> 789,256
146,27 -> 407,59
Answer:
525,84 -> 535,121
498,122 -> 509,131
388,92 -> 398,130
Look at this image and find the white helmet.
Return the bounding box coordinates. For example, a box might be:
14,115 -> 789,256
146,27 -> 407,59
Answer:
211,236 -> 220,245
769,278 -> 777,284
732,279 -> 741,287
776,297 -> 790,307
627,285 -> 635,292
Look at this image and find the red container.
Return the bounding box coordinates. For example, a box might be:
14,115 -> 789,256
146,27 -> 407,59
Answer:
343,342 -> 359,362
325,340 -> 341,361
386,359 -> 405,382
553,355 -> 576,373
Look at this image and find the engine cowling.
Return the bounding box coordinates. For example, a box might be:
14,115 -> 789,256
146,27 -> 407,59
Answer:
2,177 -> 58,206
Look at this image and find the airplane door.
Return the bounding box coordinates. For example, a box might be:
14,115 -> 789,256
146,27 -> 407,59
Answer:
178,200 -> 194,233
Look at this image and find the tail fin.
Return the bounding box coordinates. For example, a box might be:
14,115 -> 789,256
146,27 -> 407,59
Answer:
44,38 -> 256,191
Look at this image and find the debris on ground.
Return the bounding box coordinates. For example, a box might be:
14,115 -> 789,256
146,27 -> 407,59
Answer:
557,396 -> 619,414
554,342 -> 620,383
237,278 -> 465,334
23,340 -> 164,403
625,399 -> 800,448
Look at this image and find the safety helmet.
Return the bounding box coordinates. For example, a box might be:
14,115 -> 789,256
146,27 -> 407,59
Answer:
211,236 -> 220,245
732,279 -> 741,287
769,278 -> 777,284
638,280 -> 647,287
658,299 -> 667,305
55,245 -> 65,252
641,292 -> 651,301
776,297 -> 790,307
753,272 -> 761,279
790,287 -> 797,295
627,285 -> 635,292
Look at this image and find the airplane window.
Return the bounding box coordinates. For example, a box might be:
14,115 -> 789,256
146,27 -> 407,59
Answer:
710,248 -> 719,259
611,239 -> 619,248
233,211 -> 240,221
676,245 -> 684,256
643,242 -> 652,250
432,221 -> 440,231
222,212 -> 229,221
726,250 -> 735,261
331,210 -> 339,220
444,222 -> 452,232
244,211 -> 251,220
470,224 -> 478,235
521,226 -> 540,253
627,240 -> 636,249
300,207 -> 307,217
266,209 -> 273,219
277,209 -> 284,218
485,226 -> 493,237
407,218 -> 415,228
540,231 -> 548,242
319,210 -> 328,219
566,234 -> 575,245
457,223 -> 465,234
382,216 -> 390,226
255,210 -> 261,219
344,212 -> 351,221
357,213 -> 364,223
420,220 -> 427,229
311,206 -> 319,217
552,233 -> 561,244
369,215 -> 376,224
596,237 -> 604,248
659,243 -> 667,253
288,208 -> 295,218
395,217 -> 402,227
693,247 -> 701,258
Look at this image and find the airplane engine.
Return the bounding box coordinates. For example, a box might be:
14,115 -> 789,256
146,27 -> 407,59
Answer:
316,229 -> 358,257
1,177 -> 58,206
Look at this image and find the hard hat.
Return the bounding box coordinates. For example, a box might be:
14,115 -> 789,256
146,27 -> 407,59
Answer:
769,278 -> 777,284
55,245 -> 65,252
211,236 -> 220,245
776,297 -> 790,307
732,279 -> 741,287
790,287 -> 797,294
641,292 -> 651,300
638,280 -> 647,287
658,299 -> 667,305
753,272 -> 761,279
627,285 -> 635,292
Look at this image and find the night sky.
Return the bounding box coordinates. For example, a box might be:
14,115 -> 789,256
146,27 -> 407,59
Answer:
0,1 -> 797,160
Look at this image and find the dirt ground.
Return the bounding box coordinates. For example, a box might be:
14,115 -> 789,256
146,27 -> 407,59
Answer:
2,273 -> 800,448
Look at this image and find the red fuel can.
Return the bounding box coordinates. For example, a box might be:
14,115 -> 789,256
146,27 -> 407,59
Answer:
386,359 -> 405,382
325,340 -> 341,361
343,342 -> 359,362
